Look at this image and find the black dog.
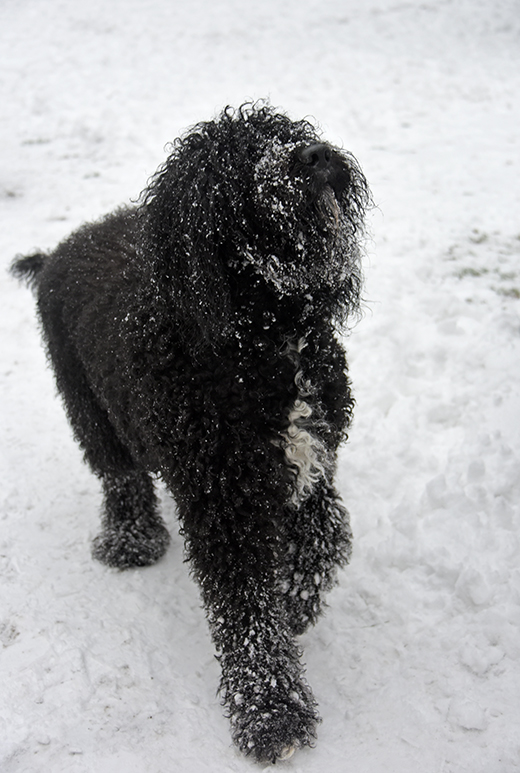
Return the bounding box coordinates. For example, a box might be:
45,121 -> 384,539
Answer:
11,103 -> 370,763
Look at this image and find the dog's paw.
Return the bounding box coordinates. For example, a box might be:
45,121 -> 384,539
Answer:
91,522 -> 170,569
229,686 -> 319,763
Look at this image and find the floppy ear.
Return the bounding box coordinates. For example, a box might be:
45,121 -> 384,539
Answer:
140,143 -> 234,351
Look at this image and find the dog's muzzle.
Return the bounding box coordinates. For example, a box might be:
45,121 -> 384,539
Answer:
298,143 -> 351,203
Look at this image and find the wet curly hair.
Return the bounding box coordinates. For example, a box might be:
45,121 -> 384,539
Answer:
11,101 -> 371,764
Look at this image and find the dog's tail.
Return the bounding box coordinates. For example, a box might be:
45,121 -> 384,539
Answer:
9,253 -> 46,290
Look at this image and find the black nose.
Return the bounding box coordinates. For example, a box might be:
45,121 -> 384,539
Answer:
299,143 -> 332,170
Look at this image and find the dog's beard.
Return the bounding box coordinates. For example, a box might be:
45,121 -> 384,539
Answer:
221,139 -> 365,326
243,187 -> 360,307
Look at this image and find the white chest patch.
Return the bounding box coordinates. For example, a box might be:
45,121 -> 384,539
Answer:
277,338 -> 331,506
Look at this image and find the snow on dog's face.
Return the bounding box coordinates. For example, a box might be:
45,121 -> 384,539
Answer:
141,102 -> 370,347
248,132 -> 369,313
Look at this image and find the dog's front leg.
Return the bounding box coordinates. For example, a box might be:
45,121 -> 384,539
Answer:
176,464 -> 320,762
213,573 -> 319,762
280,482 -> 352,636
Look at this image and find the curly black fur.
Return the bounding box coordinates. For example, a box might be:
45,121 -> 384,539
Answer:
11,102 -> 371,763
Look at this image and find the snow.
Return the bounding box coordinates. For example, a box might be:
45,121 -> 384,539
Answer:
1,0 -> 519,771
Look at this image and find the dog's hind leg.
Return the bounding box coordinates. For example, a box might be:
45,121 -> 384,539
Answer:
60,380 -> 170,569
74,406 -> 171,569
92,469 -> 170,569
38,303 -> 170,569
279,482 -> 352,636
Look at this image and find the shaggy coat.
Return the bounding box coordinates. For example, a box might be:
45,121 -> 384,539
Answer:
12,103 -> 370,763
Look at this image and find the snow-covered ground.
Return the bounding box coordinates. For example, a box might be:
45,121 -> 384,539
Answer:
1,0 -> 519,771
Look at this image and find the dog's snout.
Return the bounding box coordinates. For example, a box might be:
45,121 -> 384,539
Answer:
299,143 -> 332,170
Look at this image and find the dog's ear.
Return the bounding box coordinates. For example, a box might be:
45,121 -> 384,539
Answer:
140,142 -> 236,351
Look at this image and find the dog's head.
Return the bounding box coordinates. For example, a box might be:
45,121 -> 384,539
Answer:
140,102 -> 371,348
